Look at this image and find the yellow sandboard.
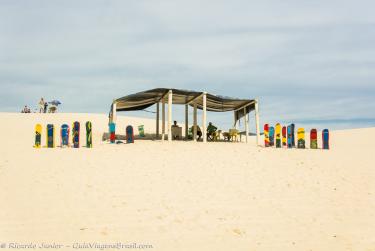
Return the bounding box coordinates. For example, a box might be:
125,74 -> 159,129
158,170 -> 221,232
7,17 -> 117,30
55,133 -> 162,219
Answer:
34,124 -> 42,148
297,128 -> 305,149
275,123 -> 281,148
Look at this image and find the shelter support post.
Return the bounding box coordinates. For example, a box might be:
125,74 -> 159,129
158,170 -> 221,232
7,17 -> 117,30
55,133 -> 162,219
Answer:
185,104 -> 188,140
112,101 -> 117,124
255,99 -> 260,146
193,102 -> 197,142
168,90 -> 172,142
162,99 -> 165,141
244,107 -> 249,143
202,92 -> 207,143
156,102 -> 159,139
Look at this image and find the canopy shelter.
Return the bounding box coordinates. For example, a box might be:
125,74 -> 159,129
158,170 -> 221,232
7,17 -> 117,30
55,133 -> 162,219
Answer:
110,88 -> 260,145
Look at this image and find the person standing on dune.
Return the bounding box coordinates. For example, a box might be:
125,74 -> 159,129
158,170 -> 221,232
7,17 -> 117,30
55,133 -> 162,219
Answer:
38,98 -> 45,113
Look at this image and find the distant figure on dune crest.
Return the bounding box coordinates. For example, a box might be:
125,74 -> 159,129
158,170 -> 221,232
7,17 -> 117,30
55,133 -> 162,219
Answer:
21,105 -> 31,113
43,102 -> 48,113
38,98 -> 45,113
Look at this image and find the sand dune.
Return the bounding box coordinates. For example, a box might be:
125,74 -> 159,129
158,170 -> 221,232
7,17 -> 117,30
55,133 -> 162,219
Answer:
0,112 -> 374,251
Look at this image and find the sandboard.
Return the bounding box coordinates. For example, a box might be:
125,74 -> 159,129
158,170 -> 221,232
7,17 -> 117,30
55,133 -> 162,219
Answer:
291,123 -> 295,147
72,121 -> 80,148
86,121 -> 92,148
109,122 -> 116,143
282,126 -> 287,147
264,124 -> 269,147
138,125 -> 145,137
126,125 -> 134,143
61,124 -> 70,147
287,125 -> 292,148
322,129 -> 329,149
269,126 -> 275,147
34,124 -> 42,148
297,127 -> 305,149
46,124 -> 54,148
310,129 -> 318,149
275,123 -> 281,148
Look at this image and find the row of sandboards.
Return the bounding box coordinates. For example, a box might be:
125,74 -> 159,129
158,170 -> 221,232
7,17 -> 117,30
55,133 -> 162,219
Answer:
108,122 -> 135,143
264,123 -> 329,149
34,121 -> 92,148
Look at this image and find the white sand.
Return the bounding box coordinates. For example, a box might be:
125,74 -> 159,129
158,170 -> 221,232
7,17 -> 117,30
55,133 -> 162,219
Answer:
0,112 -> 374,250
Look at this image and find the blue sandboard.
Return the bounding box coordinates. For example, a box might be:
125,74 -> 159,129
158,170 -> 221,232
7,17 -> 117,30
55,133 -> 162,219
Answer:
322,129 -> 329,149
61,124 -> 69,147
269,126 -> 275,147
126,125 -> 134,143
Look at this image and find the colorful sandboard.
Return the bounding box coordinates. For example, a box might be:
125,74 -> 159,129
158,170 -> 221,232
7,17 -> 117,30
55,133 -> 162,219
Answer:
275,123 -> 281,148
269,126 -> 275,147
138,125 -> 145,137
34,124 -> 42,148
264,124 -> 269,147
47,124 -> 54,148
287,125 -> 292,148
72,121 -> 80,148
61,124 -> 70,147
126,125 -> 134,143
322,129 -> 329,149
109,122 -> 116,143
310,129 -> 318,149
282,126 -> 287,147
291,123 -> 295,147
297,128 -> 305,149
86,121 -> 92,148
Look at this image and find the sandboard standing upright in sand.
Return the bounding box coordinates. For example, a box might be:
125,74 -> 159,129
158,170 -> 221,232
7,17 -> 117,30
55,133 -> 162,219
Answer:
72,121 -> 80,148
264,124 -> 269,147
109,122 -> 116,143
61,124 -> 70,147
282,126 -> 287,147
322,129 -> 329,149
138,125 -> 145,137
34,124 -> 42,148
287,125 -> 292,148
297,128 -> 305,149
46,124 -> 54,148
269,126 -> 275,147
126,125 -> 134,143
291,123 -> 296,147
275,123 -> 281,148
310,129 -> 318,149
86,121 -> 92,148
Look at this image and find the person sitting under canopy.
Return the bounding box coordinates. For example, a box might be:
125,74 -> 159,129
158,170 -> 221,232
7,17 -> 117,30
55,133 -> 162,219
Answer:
190,125 -> 202,141
207,122 -> 218,140
172,121 -> 182,140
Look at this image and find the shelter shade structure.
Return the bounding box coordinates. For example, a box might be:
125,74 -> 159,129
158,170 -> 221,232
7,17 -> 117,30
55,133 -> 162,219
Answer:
111,88 -> 260,145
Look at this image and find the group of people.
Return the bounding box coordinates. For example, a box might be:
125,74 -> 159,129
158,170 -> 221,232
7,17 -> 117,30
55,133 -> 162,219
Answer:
21,105 -> 31,113
172,121 -> 218,140
38,98 -> 50,113
20,98 -> 58,114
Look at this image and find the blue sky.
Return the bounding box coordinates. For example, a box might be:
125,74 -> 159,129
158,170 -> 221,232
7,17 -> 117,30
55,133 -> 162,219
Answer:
0,0 -> 374,131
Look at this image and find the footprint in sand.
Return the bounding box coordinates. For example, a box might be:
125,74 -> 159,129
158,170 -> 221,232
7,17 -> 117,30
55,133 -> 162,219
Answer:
232,228 -> 245,236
